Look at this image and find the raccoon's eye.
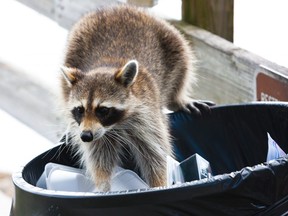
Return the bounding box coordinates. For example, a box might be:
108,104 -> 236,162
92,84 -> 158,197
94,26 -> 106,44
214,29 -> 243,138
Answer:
71,106 -> 85,116
71,106 -> 85,125
95,106 -> 110,118
75,106 -> 85,115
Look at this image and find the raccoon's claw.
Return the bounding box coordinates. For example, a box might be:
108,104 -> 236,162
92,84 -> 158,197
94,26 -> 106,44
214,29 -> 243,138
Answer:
185,100 -> 215,116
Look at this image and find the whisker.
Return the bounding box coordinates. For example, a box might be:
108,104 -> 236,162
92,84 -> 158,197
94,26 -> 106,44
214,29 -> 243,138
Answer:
105,131 -> 130,161
109,129 -> 146,159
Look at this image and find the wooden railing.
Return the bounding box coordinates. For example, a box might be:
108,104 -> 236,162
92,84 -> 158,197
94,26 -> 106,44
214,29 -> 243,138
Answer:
2,0 -> 287,141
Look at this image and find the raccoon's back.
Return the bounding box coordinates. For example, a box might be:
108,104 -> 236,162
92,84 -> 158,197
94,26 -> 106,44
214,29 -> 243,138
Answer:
64,5 -> 190,76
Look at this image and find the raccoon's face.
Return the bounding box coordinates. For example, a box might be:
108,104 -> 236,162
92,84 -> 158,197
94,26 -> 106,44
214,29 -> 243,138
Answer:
61,60 -> 138,143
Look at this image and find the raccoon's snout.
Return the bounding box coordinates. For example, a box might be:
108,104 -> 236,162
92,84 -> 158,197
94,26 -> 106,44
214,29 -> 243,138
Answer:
80,130 -> 93,142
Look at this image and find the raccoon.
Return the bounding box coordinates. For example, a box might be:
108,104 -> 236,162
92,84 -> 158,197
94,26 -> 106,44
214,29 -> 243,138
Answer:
60,5 -> 211,191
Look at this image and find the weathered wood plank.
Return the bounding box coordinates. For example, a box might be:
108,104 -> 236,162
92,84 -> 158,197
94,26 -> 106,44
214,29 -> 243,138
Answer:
16,0 -> 120,30
172,21 -> 288,104
55,0 -> 121,29
17,0 -> 157,29
0,63 -> 62,142
182,0 -> 234,42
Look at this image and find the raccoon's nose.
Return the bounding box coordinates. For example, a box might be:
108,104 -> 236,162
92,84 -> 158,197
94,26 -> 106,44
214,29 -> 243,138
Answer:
80,131 -> 93,142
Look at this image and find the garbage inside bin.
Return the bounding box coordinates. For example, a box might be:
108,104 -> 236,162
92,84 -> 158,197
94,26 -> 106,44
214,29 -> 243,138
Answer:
36,163 -> 149,192
11,102 -> 288,216
35,154 -> 211,193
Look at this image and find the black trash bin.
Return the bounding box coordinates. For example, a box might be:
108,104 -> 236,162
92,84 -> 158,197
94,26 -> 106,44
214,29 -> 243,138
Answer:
11,102 -> 288,216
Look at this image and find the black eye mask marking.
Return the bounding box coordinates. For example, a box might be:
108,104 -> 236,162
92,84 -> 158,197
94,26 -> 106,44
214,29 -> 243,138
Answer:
71,106 -> 85,125
95,106 -> 125,126
95,106 -> 110,118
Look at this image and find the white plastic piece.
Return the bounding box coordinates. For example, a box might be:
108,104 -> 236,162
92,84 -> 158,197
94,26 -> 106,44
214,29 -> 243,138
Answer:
266,132 -> 286,162
110,167 -> 149,191
36,163 -> 149,192
166,156 -> 183,186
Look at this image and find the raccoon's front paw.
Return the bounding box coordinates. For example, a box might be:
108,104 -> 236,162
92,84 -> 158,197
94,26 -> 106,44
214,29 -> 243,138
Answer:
150,176 -> 166,188
93,171 -> 111,192
147,168 -> 167,188
96,181 -> 111,192
184,100 -> 215,116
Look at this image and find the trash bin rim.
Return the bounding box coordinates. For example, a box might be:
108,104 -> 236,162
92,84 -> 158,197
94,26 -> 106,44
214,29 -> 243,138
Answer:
13,151 -> 288,200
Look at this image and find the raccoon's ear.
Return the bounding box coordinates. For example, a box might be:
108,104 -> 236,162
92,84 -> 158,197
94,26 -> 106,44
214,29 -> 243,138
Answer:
61,66 -> 82,86
115,60 -> 138,87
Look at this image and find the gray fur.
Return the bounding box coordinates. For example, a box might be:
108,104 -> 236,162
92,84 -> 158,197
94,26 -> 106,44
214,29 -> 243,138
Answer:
60,5 -> 197,191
